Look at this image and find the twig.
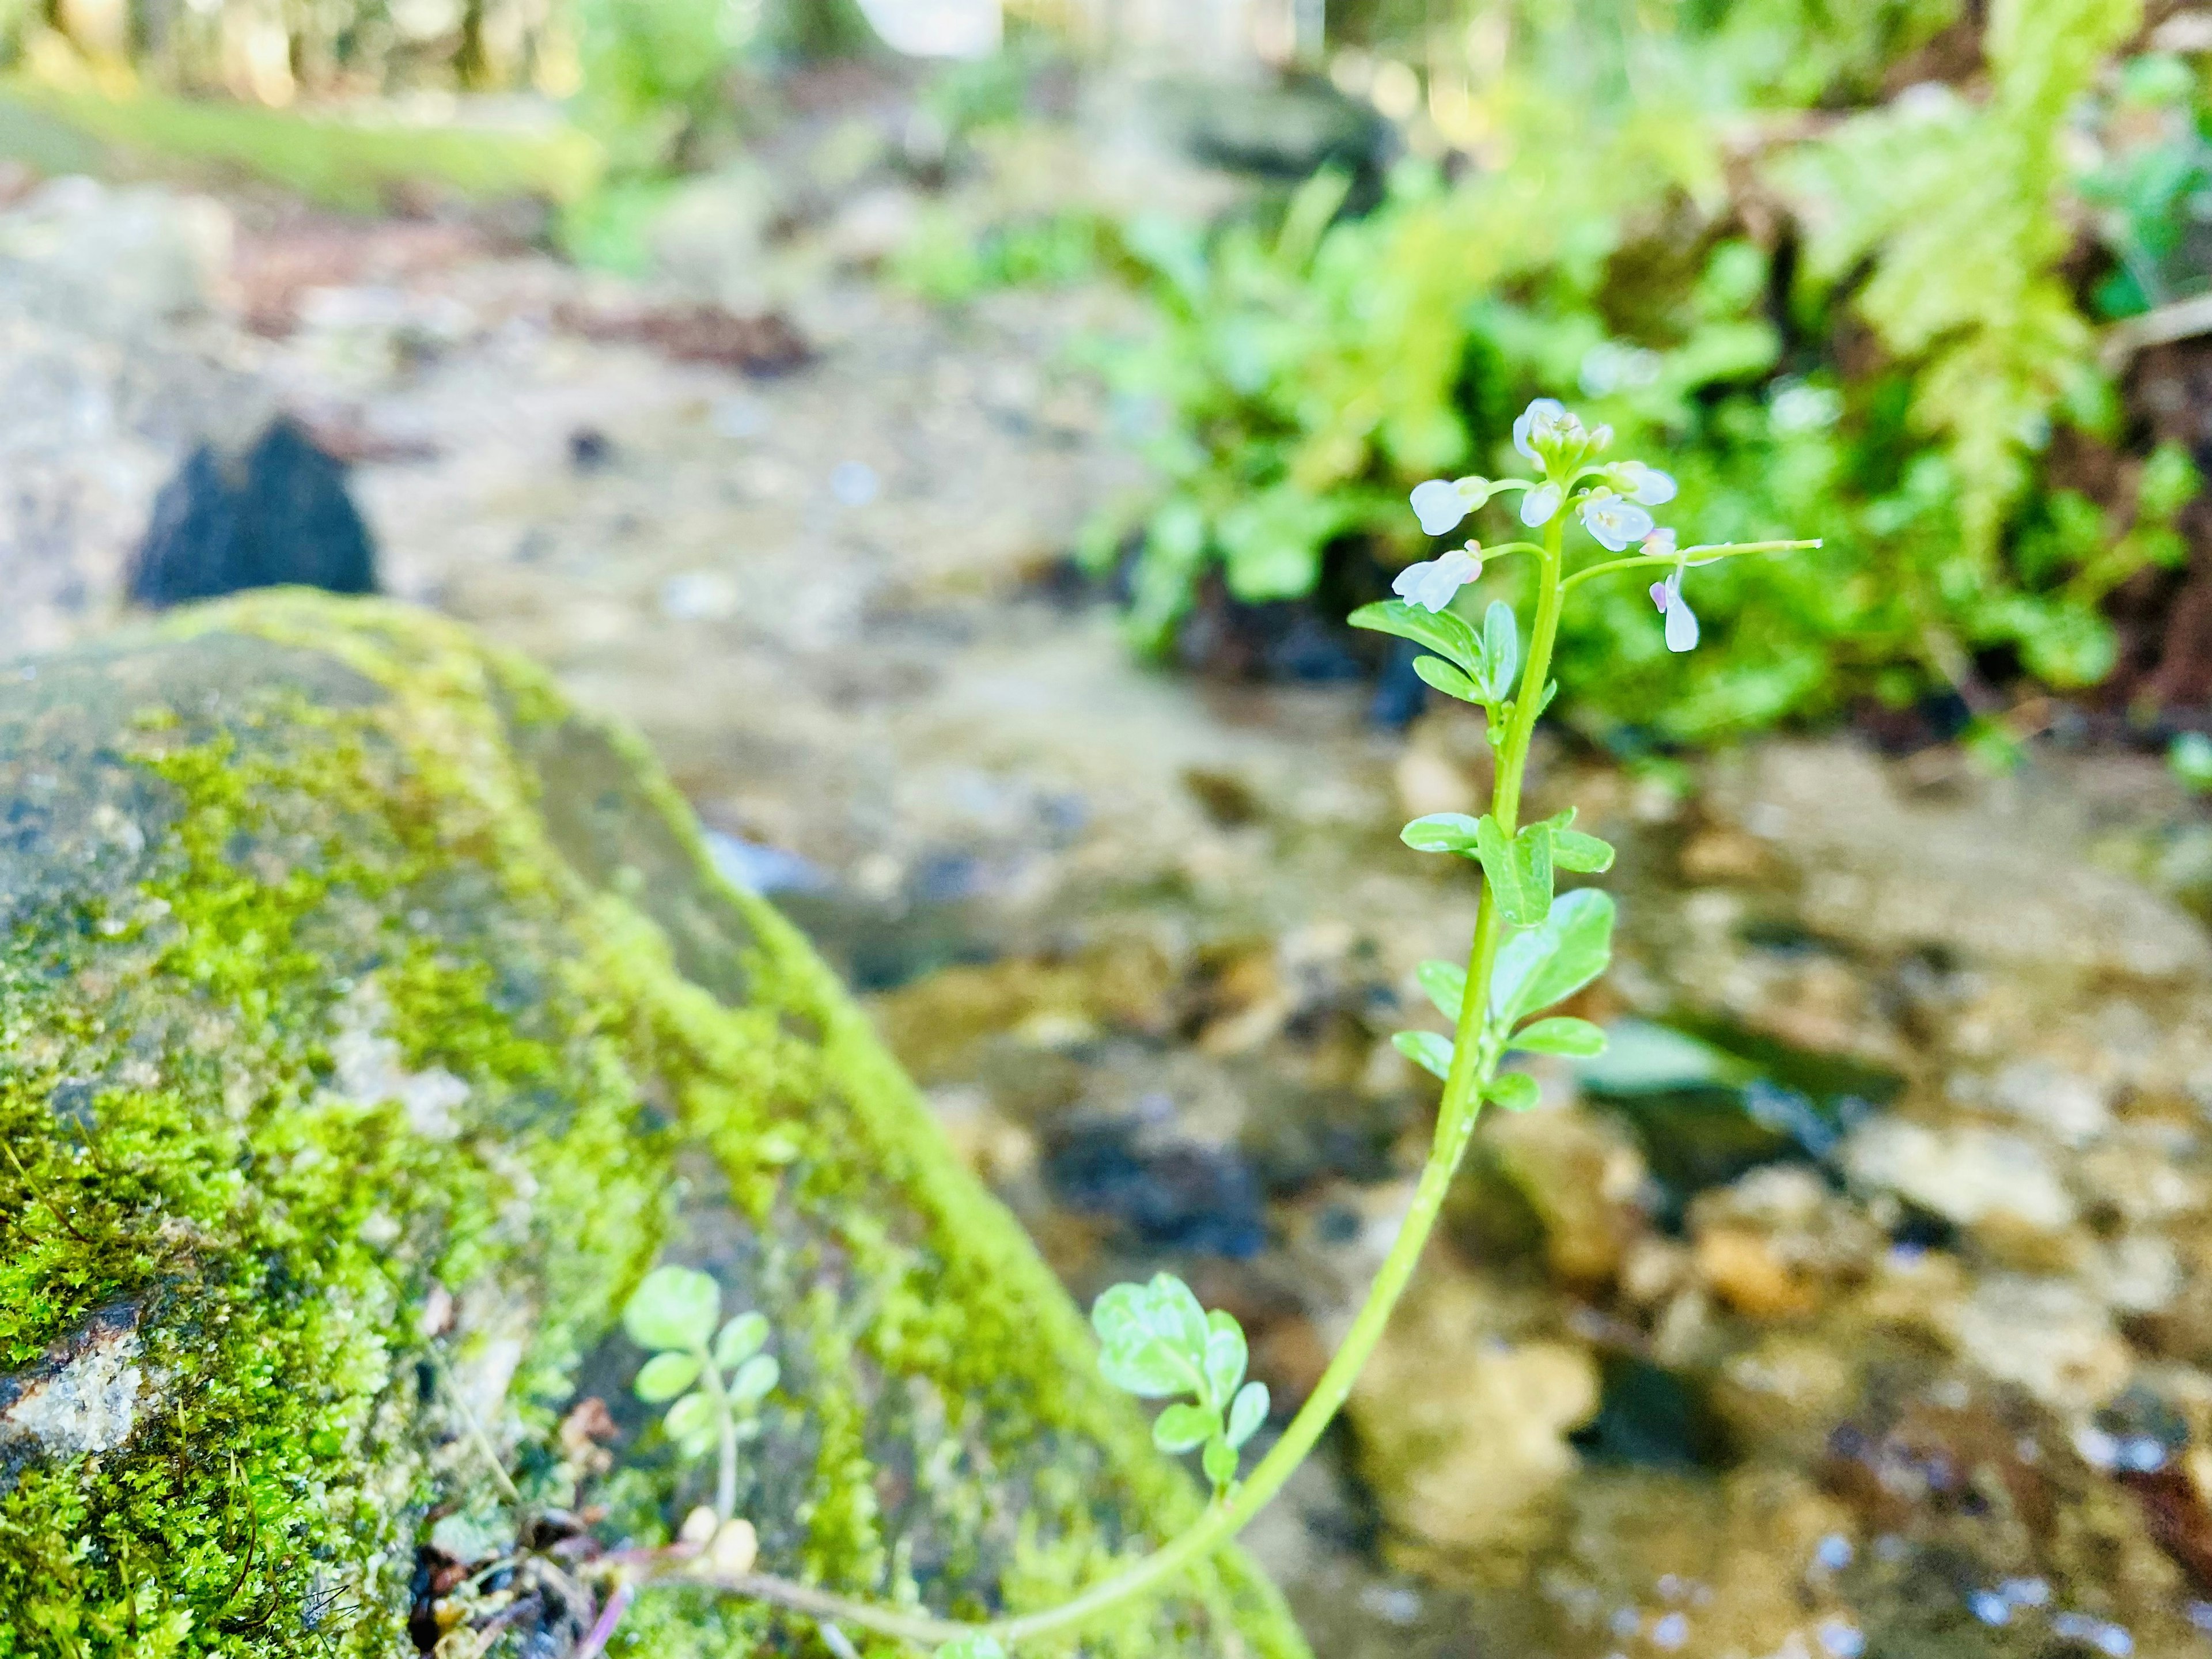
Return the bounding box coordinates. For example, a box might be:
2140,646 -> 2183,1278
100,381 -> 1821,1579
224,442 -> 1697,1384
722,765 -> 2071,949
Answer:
425,1342 -> 524,1511
2100,290 -> 2212,374
571,1582 -> 637,1659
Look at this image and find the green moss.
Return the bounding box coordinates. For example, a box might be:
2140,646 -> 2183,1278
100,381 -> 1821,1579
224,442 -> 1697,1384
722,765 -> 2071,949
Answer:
0,80 -> 604,211
0,593 -> 1305,1658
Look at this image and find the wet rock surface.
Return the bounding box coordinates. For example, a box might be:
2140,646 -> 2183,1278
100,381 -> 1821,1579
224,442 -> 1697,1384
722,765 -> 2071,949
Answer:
11,154 -> 2212,1659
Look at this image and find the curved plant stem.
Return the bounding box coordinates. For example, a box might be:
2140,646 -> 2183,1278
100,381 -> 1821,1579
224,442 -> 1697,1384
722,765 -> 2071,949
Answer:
1559,538 -> 1821,596
642,493 -> 1584,1656
703,1353 -> 740,1524
572,1582 -> 637,1659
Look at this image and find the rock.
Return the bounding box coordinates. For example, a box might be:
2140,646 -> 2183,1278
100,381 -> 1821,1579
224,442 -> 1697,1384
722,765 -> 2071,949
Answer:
0,594 -> 1304,1657
1840,1118 -> 2078,1240
1688,1166 -> 1883,1320
1346,1255 -> 1599,1567
1949,1277 -> 2133,1412
127,415 -> 378,607
1705,743 -> 2212,984
650,163 -> 778,313
0,175 -> 232,333
1482,1104 -> 1647,1284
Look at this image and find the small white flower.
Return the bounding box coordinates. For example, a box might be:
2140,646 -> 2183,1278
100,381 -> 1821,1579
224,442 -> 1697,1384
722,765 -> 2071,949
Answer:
1393,543 -> 1483,612
1520,481 -> 1563,528
1609,460 -> 1677,506
1578,488 -> 1654,551
1409,479 -> 1469,536
1647,541 -> 1700,653
1513,398 -> 1568,463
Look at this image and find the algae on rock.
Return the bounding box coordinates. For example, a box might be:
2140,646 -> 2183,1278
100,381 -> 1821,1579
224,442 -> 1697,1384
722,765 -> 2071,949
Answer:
0,592 -> 1305,1658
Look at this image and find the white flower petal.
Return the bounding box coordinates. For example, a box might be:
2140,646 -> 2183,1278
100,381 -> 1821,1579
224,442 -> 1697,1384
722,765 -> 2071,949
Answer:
1664,593 -> 1700,653
1393,546 -> 1482,612
1520,482 -> 1562,527
1409,479 -> 1468,537
1513,398 -> 1566,462
1629,465 -> 1677,506
1643,527 -> 1678,558
1578,493 -> 1653,552
1649,580 -> 1670,612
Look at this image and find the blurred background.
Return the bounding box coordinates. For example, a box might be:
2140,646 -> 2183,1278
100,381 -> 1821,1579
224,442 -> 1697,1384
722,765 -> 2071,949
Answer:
11,0 -> 2212,1654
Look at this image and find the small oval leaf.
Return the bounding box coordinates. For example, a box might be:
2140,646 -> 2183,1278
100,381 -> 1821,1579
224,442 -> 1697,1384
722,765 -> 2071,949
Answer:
664,1389 -> 718,1444
1417,959 -> 1467,1022
1482,601 -> 1520,701
1203,1312 -> 1248,1407
634,1351 -> 703,1403
1551,829 -> 1616,873
1349,600 -> 1482,673
1412,655 -> 1484,703
623,1266 -> 721,1353
1152,1402 -> 1216,1455
1393,1030 -> 1455,1082
713,1312 -> 768,1369
729,1353 -> 780,1404
1509,1016 -> 1608,1058
1400,813 -> 1482,853
1203,1436 -> 1240,1491
1226,1380 -> 1270,1448
1484,1072 -> 1541,1111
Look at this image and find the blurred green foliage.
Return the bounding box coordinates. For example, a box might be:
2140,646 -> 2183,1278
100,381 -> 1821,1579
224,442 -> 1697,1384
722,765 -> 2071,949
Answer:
1090,0 -> 2205,742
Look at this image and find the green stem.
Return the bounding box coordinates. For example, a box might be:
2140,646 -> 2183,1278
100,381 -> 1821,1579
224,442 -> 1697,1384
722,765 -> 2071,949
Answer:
702,1353 -> 738,1524
644,502 -> 1582,1656
1559,538 -> 1821,596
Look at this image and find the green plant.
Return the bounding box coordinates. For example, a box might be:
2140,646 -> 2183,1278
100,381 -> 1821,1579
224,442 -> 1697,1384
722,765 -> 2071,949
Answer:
622,1264 -> 780,1524
2081,53 -> 2212,318
2175,730 -> 2212,793
578,399 -> 1809,1656
1090,0 -> 2197,742
1092,1275 -> 1270,1497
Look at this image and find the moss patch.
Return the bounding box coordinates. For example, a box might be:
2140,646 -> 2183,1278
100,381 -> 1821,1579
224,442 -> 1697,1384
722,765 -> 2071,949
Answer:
0,592 -> 1305,1658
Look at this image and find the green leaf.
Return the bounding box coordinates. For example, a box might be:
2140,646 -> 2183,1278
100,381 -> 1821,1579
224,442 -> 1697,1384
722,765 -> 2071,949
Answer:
634,1351 -> 703,1403
623,1266 -> 720,1353
1474,815 -> 1554,929
1093,1275 -> 1210,1398
1485,1072 -> 1541,1111
713,1312 -> 768,1370
1480,601 -> 1520,702
1509,1016 -> 1609,1058
1153,1402 -> 1217,1454
1401,813 -> 1482,854
1412,656 -> 1483,703
2173,732 -> 2212,794
1551,830 -> 1615,873
1393,1030 -> 1454,1081
1226,1380 -> 1269,1448
728,1353 -> 779,1404
664,1390 -> 718,1445
1349,600 -> 1481,673
1539,808 -> 1614,874
1489,888 -> 1616,1025
1416,959 -> 1466,1022
1202,1310 -> 1248,1408
1202,1436 -> 1239,1491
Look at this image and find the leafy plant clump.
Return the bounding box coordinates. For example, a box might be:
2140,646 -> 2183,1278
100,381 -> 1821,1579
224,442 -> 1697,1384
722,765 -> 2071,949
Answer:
1088,0 -> 2204,745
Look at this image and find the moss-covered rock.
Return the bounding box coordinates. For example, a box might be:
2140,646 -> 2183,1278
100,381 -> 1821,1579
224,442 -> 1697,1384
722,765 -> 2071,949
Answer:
0,592 -> 1305,1659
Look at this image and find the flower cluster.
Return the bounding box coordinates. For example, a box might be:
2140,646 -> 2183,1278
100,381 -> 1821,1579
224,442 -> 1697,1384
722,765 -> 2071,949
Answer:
1395,397 -> 1701,653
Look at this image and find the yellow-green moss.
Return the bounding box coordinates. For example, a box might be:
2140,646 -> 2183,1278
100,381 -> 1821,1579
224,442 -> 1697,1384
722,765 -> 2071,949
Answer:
0,593 -> 1305,1659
